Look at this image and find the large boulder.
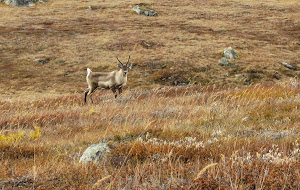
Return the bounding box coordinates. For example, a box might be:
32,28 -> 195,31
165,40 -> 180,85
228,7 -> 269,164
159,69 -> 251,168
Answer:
79,142 -> 111,163
1,0 -> 46,6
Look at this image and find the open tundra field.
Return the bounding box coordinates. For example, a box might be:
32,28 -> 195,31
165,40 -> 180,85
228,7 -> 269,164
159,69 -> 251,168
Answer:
0,0 -> 300,189
0,84 -> 300,189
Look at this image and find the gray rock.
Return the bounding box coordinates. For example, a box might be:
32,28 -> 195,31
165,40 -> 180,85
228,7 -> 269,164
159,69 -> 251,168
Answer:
34,57 -> 50,65
223,47 -> 237,59
132,5 -> 158,16
261,130 -> 291,140
79,142 -> 111,163
86,5 -> 92,10
2,0 -> 46,7
219,57 -> 231,66
132,5 -> 141,14
141,40 -> 152,48
281,62 -> 296,70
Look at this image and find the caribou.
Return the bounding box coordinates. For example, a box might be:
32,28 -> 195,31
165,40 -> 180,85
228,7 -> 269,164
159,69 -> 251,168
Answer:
84,56 -> 132,103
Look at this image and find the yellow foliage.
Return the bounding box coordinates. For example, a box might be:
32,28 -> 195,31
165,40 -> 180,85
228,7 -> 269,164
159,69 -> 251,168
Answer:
220,154 -> 225,161
88,108 -> 95,115
30,126 -> 41,140
0,132 -> 24,143
256,152 -> 261,158
0,126 -> 41,143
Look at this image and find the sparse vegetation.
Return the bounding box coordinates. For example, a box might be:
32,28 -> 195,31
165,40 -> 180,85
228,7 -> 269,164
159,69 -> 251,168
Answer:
1,83 -> 299,189
0,0 -> 299,189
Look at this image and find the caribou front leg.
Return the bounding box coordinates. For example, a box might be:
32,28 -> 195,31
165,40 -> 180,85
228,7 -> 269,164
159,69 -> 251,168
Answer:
111,87 -> 118,99
118,87 -> 123,95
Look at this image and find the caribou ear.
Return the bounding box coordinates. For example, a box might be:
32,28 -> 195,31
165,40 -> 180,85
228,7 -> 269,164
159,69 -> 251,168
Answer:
128,63 -> 133,69
117,63 -> 123,69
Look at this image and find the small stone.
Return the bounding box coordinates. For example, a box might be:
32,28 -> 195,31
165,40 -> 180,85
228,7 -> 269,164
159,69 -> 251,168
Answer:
261,130 -> 291,140
132,5 -> 141,14
141,40 -> 152,49
223,47 -> 237,59
34,57 -> 50,65
281,62 -> 296,70
149,10 -> 158,16
219,57 -> 231,66
132,5 -> 158,16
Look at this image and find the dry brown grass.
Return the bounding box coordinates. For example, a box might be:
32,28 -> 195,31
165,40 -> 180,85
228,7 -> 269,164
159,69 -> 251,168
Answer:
0,81 -> 300,189
1,0 -> 300,189
0,0 -> 300,96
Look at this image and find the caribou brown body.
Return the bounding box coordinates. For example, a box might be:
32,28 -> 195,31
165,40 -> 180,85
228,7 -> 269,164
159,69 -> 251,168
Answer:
84,56 -> 132,103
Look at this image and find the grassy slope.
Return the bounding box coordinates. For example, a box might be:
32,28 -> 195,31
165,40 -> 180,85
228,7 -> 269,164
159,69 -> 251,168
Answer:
0,84 -> 299,189
0,0 -> 300,189
0,0 -> 299,95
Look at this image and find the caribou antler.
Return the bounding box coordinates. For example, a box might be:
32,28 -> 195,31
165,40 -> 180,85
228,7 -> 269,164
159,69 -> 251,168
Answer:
126,55 -> 131,66
116,57 -> 123,66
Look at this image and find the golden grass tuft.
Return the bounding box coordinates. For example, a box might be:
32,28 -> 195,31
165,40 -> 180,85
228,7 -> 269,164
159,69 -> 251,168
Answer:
193,163 -> 218,181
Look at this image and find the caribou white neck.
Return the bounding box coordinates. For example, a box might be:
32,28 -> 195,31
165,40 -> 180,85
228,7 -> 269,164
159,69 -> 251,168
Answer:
116,69 -> 127,85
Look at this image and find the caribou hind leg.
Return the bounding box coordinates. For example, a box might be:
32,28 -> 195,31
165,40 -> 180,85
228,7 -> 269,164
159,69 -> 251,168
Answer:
118,87 -> 123,95
85,85 -> 97,104
84,88 -> 89,103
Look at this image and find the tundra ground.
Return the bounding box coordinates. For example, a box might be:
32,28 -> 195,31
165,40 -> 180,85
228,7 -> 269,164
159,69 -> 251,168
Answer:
0,0 -> 300,189
0,0 -> 299,95
0,83 -> 300,189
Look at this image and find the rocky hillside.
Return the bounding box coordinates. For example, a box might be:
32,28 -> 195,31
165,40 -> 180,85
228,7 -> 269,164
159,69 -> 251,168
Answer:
0,0 -> 299,96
